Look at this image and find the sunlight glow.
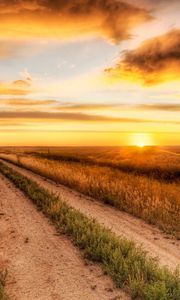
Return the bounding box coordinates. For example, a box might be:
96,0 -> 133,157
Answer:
137,142 -> 145,148
130,133 -> 154,147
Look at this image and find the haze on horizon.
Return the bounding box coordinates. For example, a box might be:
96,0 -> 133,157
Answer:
0,0 -> 180,146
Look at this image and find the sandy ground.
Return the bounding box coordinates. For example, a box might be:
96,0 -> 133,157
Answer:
1,160 -> 179,271
0,174 -> 129,300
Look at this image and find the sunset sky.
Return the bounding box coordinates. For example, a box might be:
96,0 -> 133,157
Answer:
0,0 -> 180,146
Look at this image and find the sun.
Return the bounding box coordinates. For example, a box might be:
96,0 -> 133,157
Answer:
130,133 -> 154,147
137,142 -> 145,148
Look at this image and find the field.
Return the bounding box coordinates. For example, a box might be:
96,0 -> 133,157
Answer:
0,146 -> 180,299
0,146 -> 180,237
2,146 -> 180,181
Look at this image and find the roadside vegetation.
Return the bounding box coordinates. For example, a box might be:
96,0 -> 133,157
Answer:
0,153 -> 179,238
0,161 -> 180,300
0,271 -> 8,300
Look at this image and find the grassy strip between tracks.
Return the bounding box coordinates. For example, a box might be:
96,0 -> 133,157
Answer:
0,161 -> 179,300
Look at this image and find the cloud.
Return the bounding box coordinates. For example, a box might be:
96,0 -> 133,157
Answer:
0,74 -> 33,96
2,99 -> 180,113
55,103 -> 180,112
137,104 -> 180,111
19,68 -> 32,81
0,0 -> 151,43
0,69 -> 33,96
12,80 -> 31,88
57,103 -> 180,112
0,82 -> 31,95
105,30 -> 180,85
126,0 -> 180,9
0,111 -> 179,124
0,111 -> 145,122
0,39 -> 32,59
0,120 -> 25,127
56,103 -> 120,111
0,98 -> 57,106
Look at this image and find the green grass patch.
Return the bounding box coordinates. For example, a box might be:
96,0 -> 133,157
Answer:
0,271 -> 8,300
0,162 -> 179,300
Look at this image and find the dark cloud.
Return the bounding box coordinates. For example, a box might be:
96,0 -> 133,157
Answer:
125,0 -> 180,9
0,0 -> 152,43
41,0 -> 151,42
105,30 -> 180,85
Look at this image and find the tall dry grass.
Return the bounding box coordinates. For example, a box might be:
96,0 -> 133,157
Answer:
0,153 -> 179,237
36,146 -> 180,181
2,146 -> 180,181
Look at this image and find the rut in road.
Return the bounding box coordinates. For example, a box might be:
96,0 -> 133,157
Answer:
1,159 -> 179,271
0,173 -> 129,300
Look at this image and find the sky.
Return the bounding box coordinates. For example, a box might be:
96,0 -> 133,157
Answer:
0,0 -> 180,146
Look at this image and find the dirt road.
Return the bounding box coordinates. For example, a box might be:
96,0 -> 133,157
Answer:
1,160 -> 179,271
0,173 -> 128,300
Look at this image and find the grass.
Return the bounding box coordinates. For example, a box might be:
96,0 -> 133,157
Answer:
0,153 -> 179,237
0,271 -> 8,300
2,146 -> 180,182
36,149 -> 180,182
0,161 -> 180,300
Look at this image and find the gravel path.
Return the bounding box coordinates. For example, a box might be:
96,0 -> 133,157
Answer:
0,173 -> 128,300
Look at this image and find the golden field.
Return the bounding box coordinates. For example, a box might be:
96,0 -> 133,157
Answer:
0,146 -> 179,237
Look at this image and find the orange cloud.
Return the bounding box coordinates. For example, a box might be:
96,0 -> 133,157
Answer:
13,80 -> 31,87
56,103 -> 180,112
0,111 -> 145,122
0,111 -> 180,125
1,98 -> 57,107
0,40 -> 24,58
3,100 -> 179,113
0,79 -> 33,96
56,103 -> 119,111
105,30 -> 180,85
0,0 -> 151,43
137,104 -> 180,111
126,0 -> 179,9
